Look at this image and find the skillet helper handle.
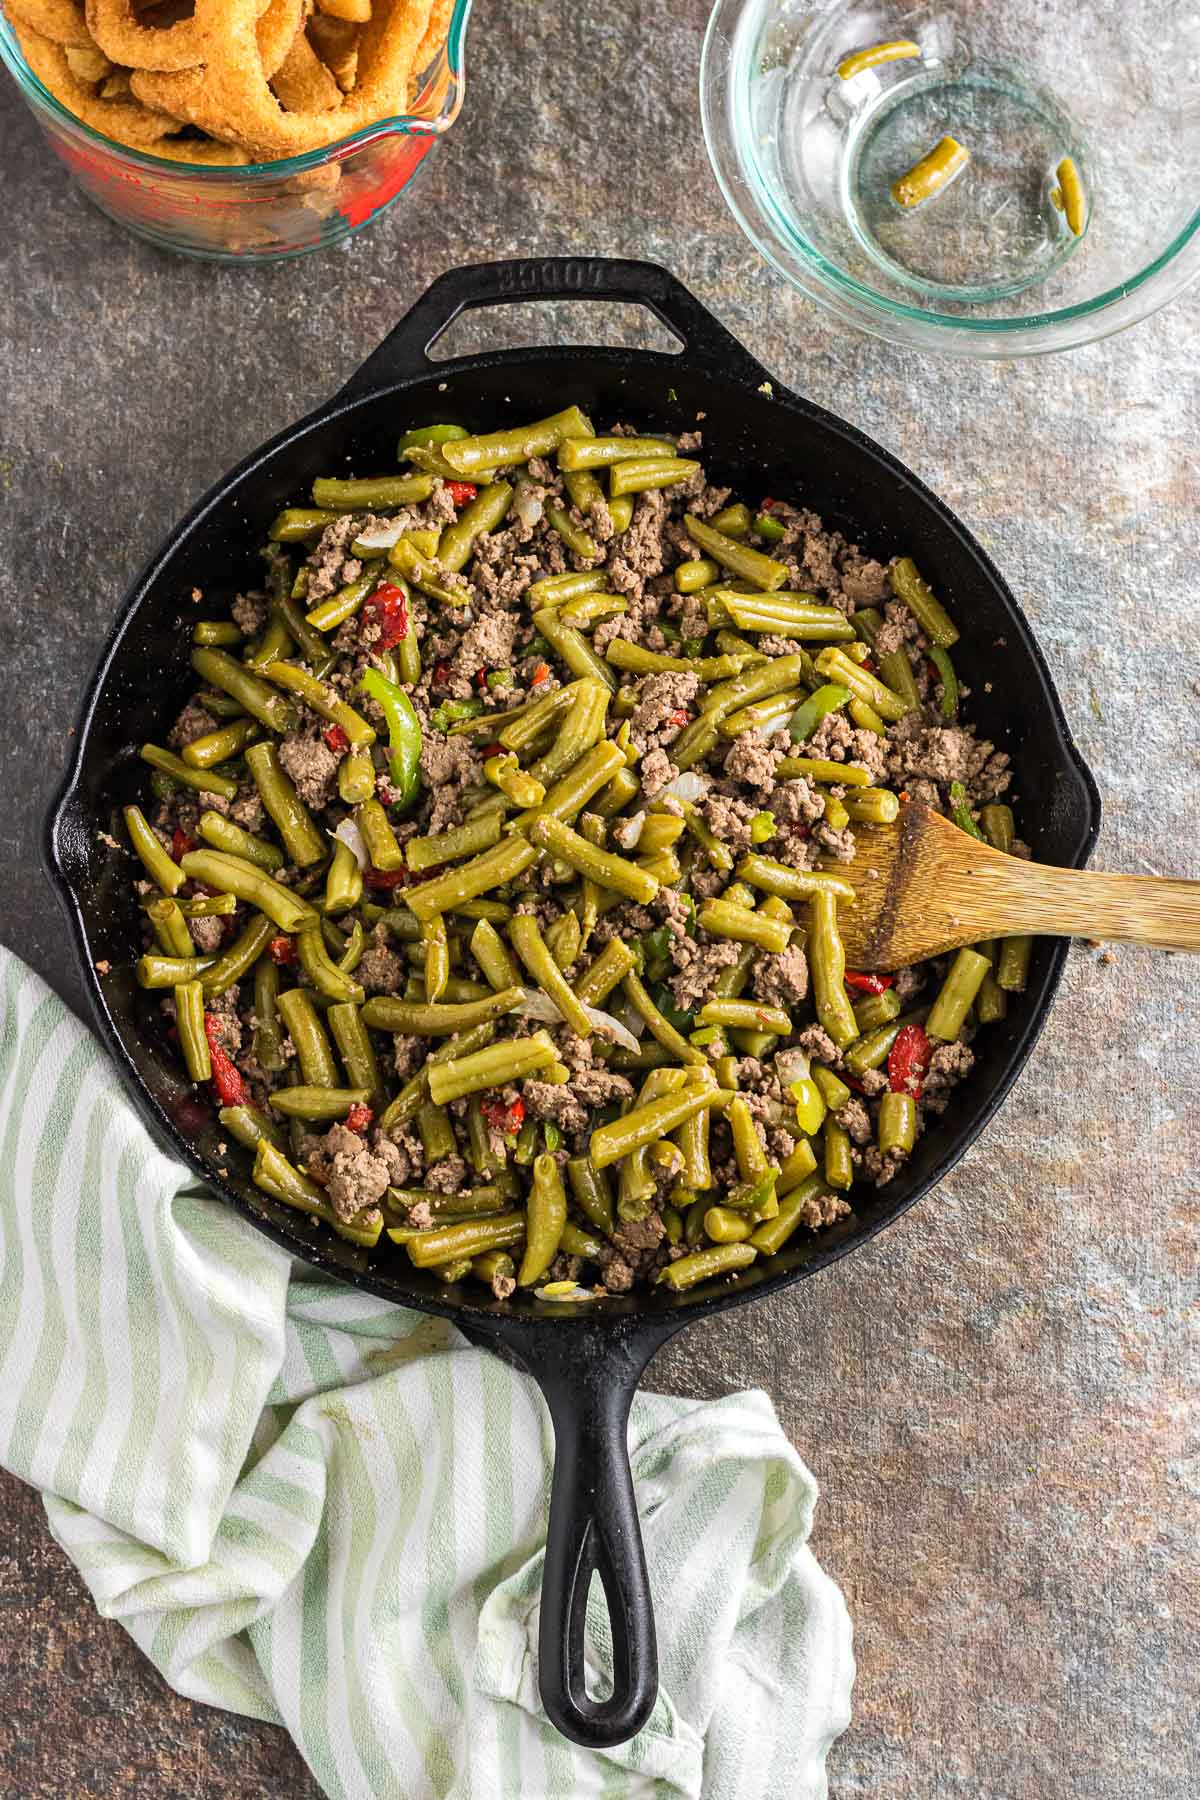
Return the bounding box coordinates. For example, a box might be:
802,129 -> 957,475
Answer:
336,257 -> 773,399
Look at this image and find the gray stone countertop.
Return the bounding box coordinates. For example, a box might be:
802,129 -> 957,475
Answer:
0,1 -> 1196,1793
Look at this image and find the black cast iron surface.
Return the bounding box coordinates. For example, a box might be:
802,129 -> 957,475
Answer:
44,259 -> 1100,1746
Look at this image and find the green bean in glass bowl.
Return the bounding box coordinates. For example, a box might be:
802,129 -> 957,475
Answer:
123,404 -> 1028,1300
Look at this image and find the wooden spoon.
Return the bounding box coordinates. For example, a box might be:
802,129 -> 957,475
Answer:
831,803 -> 1200,971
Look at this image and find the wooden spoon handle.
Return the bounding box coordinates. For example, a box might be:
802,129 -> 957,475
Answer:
1006,864 -> 1200,953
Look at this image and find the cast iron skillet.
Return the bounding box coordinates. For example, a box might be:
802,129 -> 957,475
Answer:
45,258 -> 1100,1748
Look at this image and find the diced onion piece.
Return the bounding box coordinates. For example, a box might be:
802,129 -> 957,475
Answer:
332,818 -> 369,870
353,521 -> 405,551
513,487 -> 544,530
534,1282 -> 596,1302
612,809 -> 646,850
662,770 -> 709,802
513,988 -> 641,1053
760,712 -> 793,737
774,1048 -> 811,1086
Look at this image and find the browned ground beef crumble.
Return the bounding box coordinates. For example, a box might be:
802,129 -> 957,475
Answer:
136,421 -> 1012,1297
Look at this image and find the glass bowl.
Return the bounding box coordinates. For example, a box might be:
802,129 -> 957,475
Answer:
0,0 -> 471,261
701,0 -> 1200,355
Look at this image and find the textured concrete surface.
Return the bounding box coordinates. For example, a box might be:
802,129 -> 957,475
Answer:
0,0 -> 1197,1793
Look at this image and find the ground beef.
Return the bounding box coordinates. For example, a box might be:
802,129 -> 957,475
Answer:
418,733 -> 482,833
392,1032 -> 424,1078
885,718 -> 1010,805
573,1068 -> 635,1107
922,1040 -> 975,1113
606,490 -> 669,600
229,789 -> 267,833
520,1081 -> 589,1137
425,1155 -> 467,1193
305,514 -> 376,607
804,712 -> 889,782
628,671 -> 699,752
231,590 -> 269,637
639,746 -> 677,801
668,937 -> 741,1010
723,730 -> 785,795
452,605 -> 520,682
279,727 -> 339,811
204,985 -> 242,1056
862,1146 -> 907,1186
892,965 -> 925,1005
358,923 -> 405,995
836,1097 -> 872,1144
318,1122 -> 391,1222
167,700 -> 216,750
701,792 -> 758,855
797,1190 -> 853,1226
753,944 -> 809,1008
795,1024 -> 842,1066
840,557 -> 890,606
189,913 -> 225,953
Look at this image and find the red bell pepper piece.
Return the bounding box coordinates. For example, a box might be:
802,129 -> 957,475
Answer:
433,661 -> 451,686
362,581 -> 409,651
667,709 -> 690,728
171,827 -> 195,862
345,1103 -> 374,1134
844,970 -> 895,995
530,662 -> 551,688
888,1023 -> 933,1100
483,1096 -> 525,1134
203,1015 -> 249,1108
324,724 -> 349,754
363,867 -> 408,890
445,481 -> 477,507
269,935 -> 297,965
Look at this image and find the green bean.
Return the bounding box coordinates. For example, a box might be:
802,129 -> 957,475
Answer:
320,839 -> 361,917
996,935 -> 1032,993
926,947 -> 990,1040
440,407 -> 594,475
428,1031 -> 557,1104
567,1156 -> 616,1237
604,642 -> 745,686
737,854 -> 856,905
462,1097 -> 502,1179
244,741 -> 325,868
559,1221 -> 604,1262
890,556 -> 959,648
325,1002 -> 385,1111
123,805 -> 185,894
614,971 -> 701,1067
704,1206 -> 753,1244
255,1141 -> 382,1248
711,942 -> 756,1002
891,135 -> 970,209
823,1120 -> 854,1190
675,557 -> 720,594
777,755 -> 871,786
524,681 -> 610,789
470,1249 -> 517,1292
976,971 -> 1008,1024
193,620 -> 242,647
484,752 -> 544,810
608,457 -> 700,497
437,481 -> 514,574
138,953 -> 218,989
200,912 -> 275,997
807,889 -> 859,1050
607,494 -> 634,533
590,767 -> 642,820
311,474 -> 435,511
656,1242 -> 757,1290
573,938 -> 637,1007
518,1153 -> 568,1286
784,683 -> 851,747
147,896 -> 194,958
271,591 -> 337,679
927,645 -> 958,721
753,510 -> 787,542
778,1136 -> 818,1196
419,916 -> 447,1005
508,913 -> 593,1038
181,718 -> 261,769
668,1106 -> 710,1193
714,594 -> 856,641
558,594 -> 627,631
354,798 -> 404,873
295,921 -> 365,1005
848,697 -> 887,736
271,1085 -> 371,1122
191,647 -> 297,733
532,606 -> 616,690
361,987 -> 525,1040
387,539 -> 469,608
878,1091 -> 917,1156
527,815 -> 658,903
813,646 -> 912,722
683,513 -> 787,591
196,811 -> 284,873
852,988 -> 902,1034
750,1175 -> 826,1254
808,1065 -> 849,1111
139,745 -> 238,802
674,800 -> 732,874
174,980 -> 211,1080
526,569 -> 609,609
469,918 -> 519,991
557,435 -> 674,470
275,987 -> 340,1086
377,1023 -> 496,1132
707,502 -> 749,538
183,850 -> 313,933
562,466 -> 607,521
696,899 -> 791,955
413,1100 -> 455,1164
719,691 -> 805,737
404,1213 -> 526,1268
218,1102 -> 285,1153
841,788 -> 901,825
519,741 -> 627,831
402,811 -> 502,875
590,1075 -> 727,1169
405,838 -> 539,921
696,998 -> 790,1036
243,613 -> 294,672
267,507 -> 341,542
702,653 -> 810,725
980,804 -> 1015,855
398,423 -> 469,457
259,661 -> 375,750
544,907 -> 582,970
306,571 -> 379,634
252,957 -> 285,1074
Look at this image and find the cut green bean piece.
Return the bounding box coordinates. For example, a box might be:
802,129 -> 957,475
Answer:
181,718 -> 261,769
890,556 -> 959,648
683,513 -> 787,591
518,1153 -> 568,1286
179,850 -> 313,933
809,889 -> 859,1050
428,1031 -> 557,1104
311,474 -> 435,511
245,741 -> 325,869
656,1243 -> 757,1290
925,947 -> 991,1041
191,647 -> 297,733
260,661 -> 375,748
197,810 -> 284,873
361,986 -> 525,1037
268,507 -> 340,542
200,912 -> 275,997
270,1086 -> 371,1122
139,745 -> 238,803
996,934 -> 1032,993
276,987 -> 340,1087
608,457 -> 700,497
441,407 -> 594,475
123,805 -> 185,894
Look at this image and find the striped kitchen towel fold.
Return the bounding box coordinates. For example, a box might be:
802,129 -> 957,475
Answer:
0,951 -> 853,1799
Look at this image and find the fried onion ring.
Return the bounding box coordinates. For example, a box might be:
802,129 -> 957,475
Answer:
412,0 -> 451,74
314,0 -> 369,21
84,0 -> 229,73
4,0 -> 92,49
307,9 -> 358,88
255,0 -> 307,79
12,17 -> 181,143
270,25 -> 340,110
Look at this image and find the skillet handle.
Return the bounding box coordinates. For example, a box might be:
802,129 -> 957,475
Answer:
335,257 -> 773,399
471,1312 -> 681,1748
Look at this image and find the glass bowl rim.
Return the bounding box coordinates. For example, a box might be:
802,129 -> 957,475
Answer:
699,0 -> 1200,351
0,0 -> 472,179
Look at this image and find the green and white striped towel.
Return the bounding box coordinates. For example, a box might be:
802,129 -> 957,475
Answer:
0,951 -> 853,1798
